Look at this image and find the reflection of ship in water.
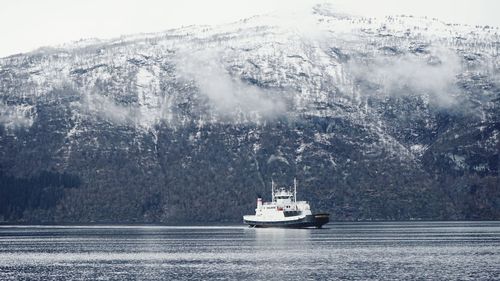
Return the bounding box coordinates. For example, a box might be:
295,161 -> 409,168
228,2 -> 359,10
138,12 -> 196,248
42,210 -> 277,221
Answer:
252,227 -> 311,248
249,227 -> 313,281
243,179 -> 329,228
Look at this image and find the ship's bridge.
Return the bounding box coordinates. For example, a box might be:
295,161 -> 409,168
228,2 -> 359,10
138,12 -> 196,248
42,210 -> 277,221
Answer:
274,188 -> 294,204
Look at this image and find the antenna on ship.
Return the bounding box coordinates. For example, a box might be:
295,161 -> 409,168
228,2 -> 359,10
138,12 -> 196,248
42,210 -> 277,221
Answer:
294,178 -> 297,203
271,178 -> 275,202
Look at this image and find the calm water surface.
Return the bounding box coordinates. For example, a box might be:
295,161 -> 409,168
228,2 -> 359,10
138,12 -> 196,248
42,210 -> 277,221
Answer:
0,221 -> 499,280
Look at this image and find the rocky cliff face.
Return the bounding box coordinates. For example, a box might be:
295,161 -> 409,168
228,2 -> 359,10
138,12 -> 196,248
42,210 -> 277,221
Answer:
0,4 -> 498,223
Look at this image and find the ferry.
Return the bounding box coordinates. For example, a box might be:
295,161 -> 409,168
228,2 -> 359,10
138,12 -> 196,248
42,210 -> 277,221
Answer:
243,179 -> 329,228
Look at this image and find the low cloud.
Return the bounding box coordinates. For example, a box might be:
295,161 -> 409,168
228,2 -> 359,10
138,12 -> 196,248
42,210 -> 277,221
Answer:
80,93 -> 146,126
347,47 -> 462,107
175,50 -> 287,121
0,102 -> 36,129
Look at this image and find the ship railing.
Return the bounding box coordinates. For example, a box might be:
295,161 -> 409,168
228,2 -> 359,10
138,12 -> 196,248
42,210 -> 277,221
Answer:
262,202 -> 275,205
261,201 -> 308,206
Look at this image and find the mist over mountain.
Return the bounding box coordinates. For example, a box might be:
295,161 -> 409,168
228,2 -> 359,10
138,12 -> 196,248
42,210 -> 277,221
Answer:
0,4 -> 498,223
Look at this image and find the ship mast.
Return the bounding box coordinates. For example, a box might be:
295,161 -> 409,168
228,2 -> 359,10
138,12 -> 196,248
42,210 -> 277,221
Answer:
271,179 -> 275,202
294,178 -> 297,203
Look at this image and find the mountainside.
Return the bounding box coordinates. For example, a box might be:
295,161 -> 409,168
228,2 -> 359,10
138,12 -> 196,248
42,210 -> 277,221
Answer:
1,4 -> 499,223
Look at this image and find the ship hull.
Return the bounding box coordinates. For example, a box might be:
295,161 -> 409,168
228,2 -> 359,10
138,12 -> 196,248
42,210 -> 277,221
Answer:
244,213 -> 329,228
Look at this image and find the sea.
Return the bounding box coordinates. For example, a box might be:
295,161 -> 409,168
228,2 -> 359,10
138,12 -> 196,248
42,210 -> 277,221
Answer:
0,221 -> 499,280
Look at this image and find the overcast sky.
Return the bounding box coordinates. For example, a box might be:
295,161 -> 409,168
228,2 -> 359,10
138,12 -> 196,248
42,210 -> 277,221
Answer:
1,0 -> 498,58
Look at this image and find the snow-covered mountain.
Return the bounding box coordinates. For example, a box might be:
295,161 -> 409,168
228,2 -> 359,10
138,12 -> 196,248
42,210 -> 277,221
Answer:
0,4 -> 498,223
